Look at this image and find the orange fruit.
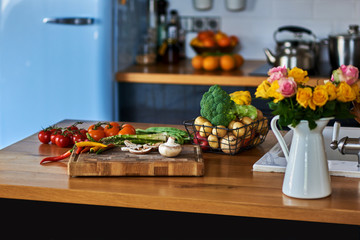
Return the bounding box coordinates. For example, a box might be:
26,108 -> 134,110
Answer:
190,38 -> 203,47
202,56 -> 219,71
220,55 -> 235,71
229,35 -> 239,47
202,38 -> 216,48
233,54 -> 244,68
197,31 -> 214,41
217,36 -> 231,47
215,31 -> 227,42
191,55 -> 204,70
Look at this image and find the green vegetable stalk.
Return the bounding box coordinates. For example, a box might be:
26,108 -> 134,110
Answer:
101,133 -> 168,146
200,85 -> 258,126
136,127 -> 190,144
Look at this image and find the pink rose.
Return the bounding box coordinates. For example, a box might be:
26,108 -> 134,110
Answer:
278,77 -> 297,97
331,65 -> 359,85
340,65 -> 359,85
267,66 -> 288,83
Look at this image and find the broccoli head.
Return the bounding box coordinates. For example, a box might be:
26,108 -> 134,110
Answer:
200,85 -> 236,126
200,85 -> 258,126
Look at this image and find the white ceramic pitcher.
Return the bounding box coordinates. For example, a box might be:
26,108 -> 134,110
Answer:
271,115 -> 332,199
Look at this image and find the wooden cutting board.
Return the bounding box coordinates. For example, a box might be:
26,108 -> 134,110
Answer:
68,145 -> 204,177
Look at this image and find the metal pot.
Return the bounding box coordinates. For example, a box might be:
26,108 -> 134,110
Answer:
328,25 -> 360,70
264,26 -> 318,73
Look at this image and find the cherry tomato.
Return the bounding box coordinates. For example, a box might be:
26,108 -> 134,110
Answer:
66,125 -> 78,131
38,130 -> 51,144
53,134 -> 61,146
55,135 -> 71,148
79,129 -> 87,136
118,126 -> 136,135
73,133 -> 86,143
63,130 -> 73,140
104,122 -> 121,137
50,129 -> 62,144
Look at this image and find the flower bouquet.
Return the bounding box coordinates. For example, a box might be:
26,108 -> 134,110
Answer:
255,65 -> 360,129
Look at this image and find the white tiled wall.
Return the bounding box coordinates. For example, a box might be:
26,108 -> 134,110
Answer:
168,0 -> 360,60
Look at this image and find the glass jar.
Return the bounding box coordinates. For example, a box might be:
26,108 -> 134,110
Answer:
136,36 -> 156,65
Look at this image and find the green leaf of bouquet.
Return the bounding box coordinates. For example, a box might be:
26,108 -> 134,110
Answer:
308,119 -> 317,130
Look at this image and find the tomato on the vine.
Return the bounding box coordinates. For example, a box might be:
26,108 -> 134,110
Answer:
72,133 -> 84,143
104,122 -> 121,137
55,135 -> 71,148
50,129 -> 62,144
121,124 -> 135,131
79,129 -> 87,137
88,124 -> 104,133
88,130 -> 105,141
87,123 -> 105,141
38,130 -> 52,144
118,124 -> 136,135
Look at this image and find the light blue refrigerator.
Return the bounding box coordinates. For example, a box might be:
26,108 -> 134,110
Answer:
0,0 -> 118,148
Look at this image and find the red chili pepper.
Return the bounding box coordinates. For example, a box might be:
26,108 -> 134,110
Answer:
40,150 -> 72,164
75,146 -> 83,155
81,146 -> 91,153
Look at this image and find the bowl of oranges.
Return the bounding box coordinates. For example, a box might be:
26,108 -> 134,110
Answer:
190,30 -> 239,54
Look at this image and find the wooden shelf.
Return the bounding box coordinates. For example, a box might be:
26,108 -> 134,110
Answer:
116,60 -> 327,87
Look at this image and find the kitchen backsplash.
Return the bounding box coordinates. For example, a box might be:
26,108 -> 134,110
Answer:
117,0 -> 148,70
168,0 -> 360,61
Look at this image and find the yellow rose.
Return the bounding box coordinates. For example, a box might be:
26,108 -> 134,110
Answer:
296,87 -> 312,108
308,99 -> 316,111
267,80 -> 285,103
336,82 -> 356,102
312,85 -> 328,107
325,81 -> 337,101
288,67 -> 309,84
255,80 -> 271,99
351,83 -> 360,103
230,91 -> 252,105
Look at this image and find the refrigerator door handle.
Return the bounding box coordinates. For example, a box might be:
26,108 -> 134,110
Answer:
43,17 -> 94,25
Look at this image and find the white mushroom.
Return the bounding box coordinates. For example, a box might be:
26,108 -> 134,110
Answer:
158,137 -> 182,157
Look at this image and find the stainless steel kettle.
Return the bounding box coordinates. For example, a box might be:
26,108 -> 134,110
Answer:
328,25 -> 360,70
264,26 -> 317,72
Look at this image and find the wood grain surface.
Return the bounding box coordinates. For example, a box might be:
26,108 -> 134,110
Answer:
0,120 -> 359,225
116,60 -> 327,87
68,145 -> 204,176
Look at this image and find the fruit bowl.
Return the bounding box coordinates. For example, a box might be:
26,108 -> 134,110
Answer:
190,30 -> 239,55
191,45 -> 237,55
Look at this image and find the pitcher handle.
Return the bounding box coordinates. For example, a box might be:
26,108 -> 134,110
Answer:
270,115 -> 289,162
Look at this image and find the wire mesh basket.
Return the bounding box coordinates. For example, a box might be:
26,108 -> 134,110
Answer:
183,117 -> 269,155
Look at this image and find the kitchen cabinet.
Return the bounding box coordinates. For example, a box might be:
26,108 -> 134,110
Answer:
1,120 -> 360,239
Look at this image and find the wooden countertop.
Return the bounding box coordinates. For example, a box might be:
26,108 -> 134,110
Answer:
116,60 -> 327,87
1,120 -> 360,225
